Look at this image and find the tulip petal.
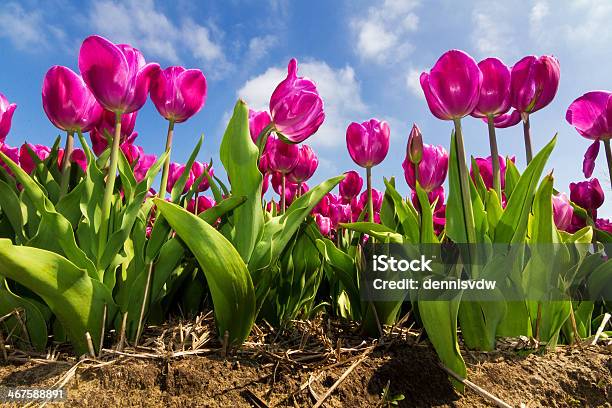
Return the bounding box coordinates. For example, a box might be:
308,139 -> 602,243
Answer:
582,140 -> 600,178
566,91 -> 612,140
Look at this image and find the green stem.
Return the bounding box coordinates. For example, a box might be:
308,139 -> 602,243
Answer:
99,112 -> 122,251
452,118 -> 476,244
297,181 -> 302,198
59,130 -> 75,198
281,173 -> 286,214
158,120 -> 175,198
366,167 -> 374,223
487,115 -> 502,200
604,139 -> 612,190
522,112 -> 533,164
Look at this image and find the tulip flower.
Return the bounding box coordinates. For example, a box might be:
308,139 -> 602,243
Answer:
490,110 -> 522,129
339,170 -> 363,203
510,55 -> 560,163
133,152 -> 157,182
190,161 -> 214,192
315,214 -> 332,237
421,50 -> 482,243
329,202 -> 352,228
0,144 -> 19,176
166,163 -> 194,194
313,193 -> 337,218
411,186 -> 446,235
402,143 -> 448,192
150,66 -> 207,199
266,135 -> 300,212
249,109 -> 272,143
0,93 -> 17,144
269,59 -> 325,144
346,118 -> 390,224
187,195 -> 215,215
287,145 -> 318,190
79,35 -> 160,247
19,144 -> 51,174
358,188 -> 383,223
406,123 -> 423,166
470,155 -> 515,191
57,148 -> 87,173
121,143 -> 143,165
570,178 -> 604,218
552,193 -> 573,232
566,91 -> 612,185
595,218 -> 612,233
90,110 -> 138,156
470,58 -> 511,198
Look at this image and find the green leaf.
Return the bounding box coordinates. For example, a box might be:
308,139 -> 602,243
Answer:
339,222 -> 404,243
504,159 -> 520,198
446,130 -> 475,245
495,135 -> 556,243
220,100 -> 264,263
0,179 -> 26,242
383,178 -> 420,243
154,199 -> 256,346
0,240 -> 116,355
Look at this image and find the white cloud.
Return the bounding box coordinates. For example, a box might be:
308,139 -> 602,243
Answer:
0,2 -> 66,51
405,68 -> 424,100
89,0 -> 230,73
470,3 -> 517,60
350,0 -> 419,64
245,35 -> 278,65
237,60 -> 367,148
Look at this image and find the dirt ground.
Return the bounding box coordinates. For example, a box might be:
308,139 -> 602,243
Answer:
1,341 -> 610,407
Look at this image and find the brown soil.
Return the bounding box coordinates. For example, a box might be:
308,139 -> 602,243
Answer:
1,343 -> 610,407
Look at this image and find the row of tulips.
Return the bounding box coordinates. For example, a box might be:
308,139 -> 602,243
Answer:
0,35 -> 610,392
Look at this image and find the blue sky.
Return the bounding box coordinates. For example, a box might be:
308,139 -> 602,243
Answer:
0,0 -> 610,215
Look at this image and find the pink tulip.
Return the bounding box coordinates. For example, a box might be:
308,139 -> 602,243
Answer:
190,161 -> 214,192
339,170 -> 363,203
271,171 -> 308,201
57,148 -> 87,172
470,155 -> 515,190
0,93 -> 17,144
90,110 -> 138,155
411,185 -> 445,213
0,144 -> 19,175
510,55 -> 560,114
358,188 -> 383,215
315,214 -> 331,236
134,153 -> 157,182
19,144 -> 51,174
78,35 -> 160,113
269,59 -> 325,143
187,195 -> 215,215
166,163 -> 194,194
266,135 -> 300,174
346,119 -> 390,168
150,66 -> 207,123
595,218 -> 612,233
420,50 -> 483,120
313,193 -> 337,217
566,91 -> 612,140
471,58 -> 511,118
121,143 -> 143,165
329,202 -> 352,227
570,178 -> 604,217
249,109 -> 272,143
42,66 -> 102,133
402,143 -> 448,192
287,144 -> 318,183
552,193 -> 573,232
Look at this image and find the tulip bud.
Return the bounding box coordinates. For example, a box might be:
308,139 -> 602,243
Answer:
19,144 -> 51,174
315,214 -> 332,236
266,135 -> 300,174
403,143 -> 448,192
190,161 -> 214,192
150,66 -> 207,123
339,170 -> 363,203
552,193 -> 573,232
287,145 -> 318,183
0,93 -> 17,144
346,119 -> 390,168
407,123 -> 423,165
570,178 -> 604,217
166,163 -> 194,194
249,109 -> 272,143
269,59 -> 325,143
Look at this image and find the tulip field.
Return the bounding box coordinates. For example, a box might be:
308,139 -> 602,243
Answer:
0,34 -> 611,406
